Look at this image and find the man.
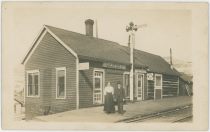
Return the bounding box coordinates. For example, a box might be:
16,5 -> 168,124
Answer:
114,82 -> 125,114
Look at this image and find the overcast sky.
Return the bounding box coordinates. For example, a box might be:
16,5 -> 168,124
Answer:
3,2 -> 192,68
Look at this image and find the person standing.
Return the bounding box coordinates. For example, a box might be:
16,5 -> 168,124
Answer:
114,82 -> 125,114
103,82 -> 115,113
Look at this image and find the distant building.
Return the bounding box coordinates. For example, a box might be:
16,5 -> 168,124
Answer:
22,19 -> 187,119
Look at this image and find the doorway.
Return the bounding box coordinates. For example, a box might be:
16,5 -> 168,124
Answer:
93,70 -> 104,104
154,74 -> 162,100
136,73 -> 144,100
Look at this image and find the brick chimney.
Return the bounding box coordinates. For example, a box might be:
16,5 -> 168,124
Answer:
85,19 -> 94,37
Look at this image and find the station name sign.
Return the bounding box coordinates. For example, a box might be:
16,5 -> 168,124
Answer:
102,62 -> 126,70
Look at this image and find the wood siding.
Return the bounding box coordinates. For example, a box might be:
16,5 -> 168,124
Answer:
143,73 -> 148,100
179,78 -> 187,96
162,74 -> 179,97
79,67 -> 94,108
147,80 -> 154,99
25,32 -> 76,119
78,61 -> 127,108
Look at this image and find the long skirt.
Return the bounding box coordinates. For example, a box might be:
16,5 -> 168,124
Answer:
104,93 -> 115,113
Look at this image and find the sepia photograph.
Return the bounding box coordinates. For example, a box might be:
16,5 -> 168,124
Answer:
2,1 -> 208,131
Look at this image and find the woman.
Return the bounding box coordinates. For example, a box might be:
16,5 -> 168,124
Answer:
104,82 -> 115,113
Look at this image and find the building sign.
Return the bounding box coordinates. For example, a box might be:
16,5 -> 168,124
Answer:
147,73 -> 154,80
79,62 -> 89,70
102,62 -> 126,70
135,69 -> 147,73
106,69 -> 124,74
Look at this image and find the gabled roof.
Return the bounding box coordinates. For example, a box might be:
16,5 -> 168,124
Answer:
22,25 -> 180,76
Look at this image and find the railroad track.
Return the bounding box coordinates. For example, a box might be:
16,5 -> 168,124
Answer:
117,105 -> 192,123
173,115 -> 193,122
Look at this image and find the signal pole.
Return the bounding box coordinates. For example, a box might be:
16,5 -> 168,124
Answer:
126,22 -> 147,101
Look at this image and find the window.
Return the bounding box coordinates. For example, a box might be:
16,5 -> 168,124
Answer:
27,70 -> 39,97
56,67 -> 66,99
155,74 -> 162,87
95,78 -> 101,89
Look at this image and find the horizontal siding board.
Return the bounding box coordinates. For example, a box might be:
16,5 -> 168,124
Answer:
147,80 -> 154,99
79,67 -> 94,108
162,74 -> 178,97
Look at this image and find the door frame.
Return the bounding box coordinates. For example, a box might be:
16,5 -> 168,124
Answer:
135,72 -> 144,100
93,68 -> 105,104
154,74 -> 163,100
123,72 -> 130,99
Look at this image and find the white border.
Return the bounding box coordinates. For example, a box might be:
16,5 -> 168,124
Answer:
26,69 -> 40,98
56,67 -> 66,99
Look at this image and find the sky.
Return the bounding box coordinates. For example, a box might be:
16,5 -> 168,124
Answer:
3,2 -> 192,70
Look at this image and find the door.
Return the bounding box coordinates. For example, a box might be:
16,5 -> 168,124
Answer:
136,73 -> 144,100
93,71 -> 103,104
154,74 -> 162,100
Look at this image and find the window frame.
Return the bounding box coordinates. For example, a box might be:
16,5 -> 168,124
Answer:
26,70 -> 40,98
56,67 -> 66,99
154,74 -> 162,89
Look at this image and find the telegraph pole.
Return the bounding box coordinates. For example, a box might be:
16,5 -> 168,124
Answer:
126,22 -> 147,101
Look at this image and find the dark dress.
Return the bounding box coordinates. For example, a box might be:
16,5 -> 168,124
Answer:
104,92 -> 115,113
115,87 -> 125,114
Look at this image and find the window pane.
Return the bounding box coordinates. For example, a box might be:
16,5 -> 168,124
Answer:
138,80 -> 141,87
28,74 -> 33,95
34,74 -> 39,95
156,76 -> 161,86
57,70 -> 65,98
95,78 -> 100,89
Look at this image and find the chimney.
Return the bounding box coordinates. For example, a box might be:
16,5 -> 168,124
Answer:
85,19 -> 94,37
170,48 -> 173,69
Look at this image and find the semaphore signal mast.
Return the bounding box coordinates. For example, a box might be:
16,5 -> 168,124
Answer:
126,22 -> 147,101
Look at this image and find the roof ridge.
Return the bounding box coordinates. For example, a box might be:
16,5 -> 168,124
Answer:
44,24 -> 180,76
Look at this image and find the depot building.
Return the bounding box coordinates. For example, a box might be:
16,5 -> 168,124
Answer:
22,19 -> 184,118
